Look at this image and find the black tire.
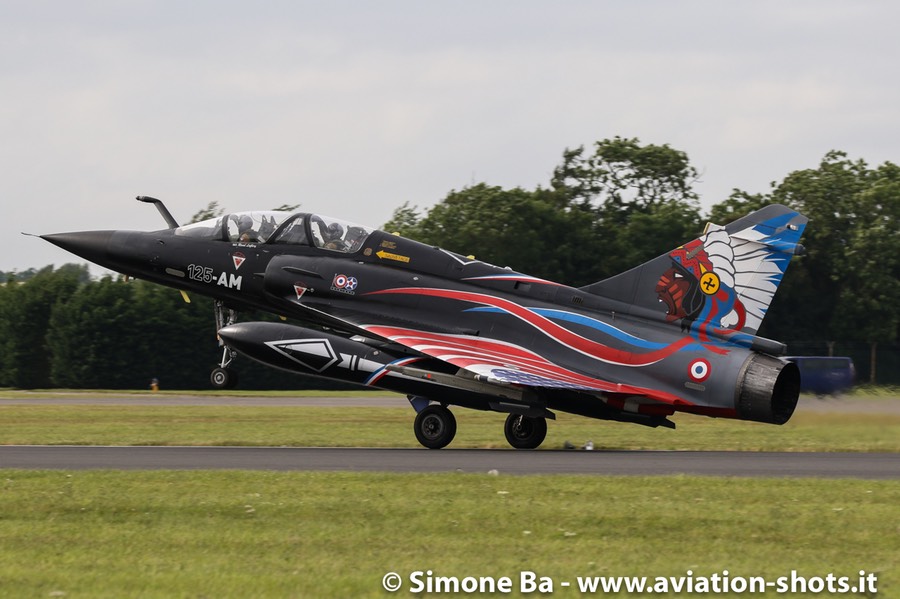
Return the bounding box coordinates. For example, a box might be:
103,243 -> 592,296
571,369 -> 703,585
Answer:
414,405 -> 457,449
504,414 -> 547,449
210,367 -> 237,389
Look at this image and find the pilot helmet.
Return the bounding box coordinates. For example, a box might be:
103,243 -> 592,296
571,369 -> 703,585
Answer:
238,215 -> 254,232
346,226 -> 364,241
326,222 -> 344,240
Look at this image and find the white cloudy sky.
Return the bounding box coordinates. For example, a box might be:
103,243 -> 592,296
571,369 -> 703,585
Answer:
2,1 -> 898,273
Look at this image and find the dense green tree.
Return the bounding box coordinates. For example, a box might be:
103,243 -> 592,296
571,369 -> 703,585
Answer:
709,151 -> 899,382
49,277 -> 141,388
42,275 -> 350,390
381,202 -> 422,235
1,269 -> 32,284
550,136 -> 700,209
593,199 -> 703,279
188,201 -> 224,224
128,281 -> 220,388
384,185 -> 606,285
0,280 -> 18,384
707,190 -> 769,225
390,184 -> 600,283
384,138 -> 702,286
825,168 -> 900,382
46,278 -> 217,388
0,265 -> 87,388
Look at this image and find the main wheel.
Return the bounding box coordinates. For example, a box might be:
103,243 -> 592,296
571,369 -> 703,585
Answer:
504,414 -> 547,449
414,405 -> 457,449
210,367 -> 238,389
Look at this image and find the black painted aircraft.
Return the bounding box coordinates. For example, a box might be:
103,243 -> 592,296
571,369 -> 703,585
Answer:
42,196 -> 807,449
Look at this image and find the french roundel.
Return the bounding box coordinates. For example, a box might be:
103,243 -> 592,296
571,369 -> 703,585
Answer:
334,275 -> 348,288
688,358 -> 711,382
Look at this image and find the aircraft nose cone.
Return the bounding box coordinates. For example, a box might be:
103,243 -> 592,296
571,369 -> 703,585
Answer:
41,230 -> 115,266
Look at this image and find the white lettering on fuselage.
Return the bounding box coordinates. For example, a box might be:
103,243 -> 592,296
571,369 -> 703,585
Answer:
187,264 -> 242,291
217,271 -> 242,290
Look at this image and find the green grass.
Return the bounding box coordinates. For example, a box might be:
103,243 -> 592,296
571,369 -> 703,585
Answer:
2,395 -> 897,597
1,404 -> 899,451
846,385 -> 900,398
1,386 -> 896,399
0,388 -> 388,399
0,470 -> 896,598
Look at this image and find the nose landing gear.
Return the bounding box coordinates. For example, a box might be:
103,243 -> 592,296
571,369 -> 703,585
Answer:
211,300 -> 239,389
210,349 -> 239,389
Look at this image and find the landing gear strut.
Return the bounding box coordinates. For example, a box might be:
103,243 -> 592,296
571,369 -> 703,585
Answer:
211,300 -> 239,389
414,405 -> 457,449
504,414 -> 547,449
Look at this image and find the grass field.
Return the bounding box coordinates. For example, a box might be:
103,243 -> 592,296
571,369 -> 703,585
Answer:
1,470 -> 897,598
2,385 -> 896,398
1,404 -> 899,451
2,392 -> 897,597
0,388 -> 388,399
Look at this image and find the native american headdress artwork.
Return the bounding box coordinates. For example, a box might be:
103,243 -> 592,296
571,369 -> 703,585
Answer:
655,209 -> 807,338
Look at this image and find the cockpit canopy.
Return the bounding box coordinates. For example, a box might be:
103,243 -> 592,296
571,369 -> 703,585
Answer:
175,211 -> 290,243
172,211 -> 375,254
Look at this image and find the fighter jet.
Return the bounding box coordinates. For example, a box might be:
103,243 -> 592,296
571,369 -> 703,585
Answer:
42,196 -> 807,449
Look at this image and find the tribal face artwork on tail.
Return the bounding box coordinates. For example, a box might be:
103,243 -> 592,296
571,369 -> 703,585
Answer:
657,229 -> 742,340
655,211 -> 807,346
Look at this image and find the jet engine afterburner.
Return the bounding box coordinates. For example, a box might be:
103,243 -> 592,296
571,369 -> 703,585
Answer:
735,353 -> 800,425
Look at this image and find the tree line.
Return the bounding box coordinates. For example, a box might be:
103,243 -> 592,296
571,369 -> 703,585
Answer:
0,266 -> 347,390
385,140 -> 899,384
1,138 -> 897,388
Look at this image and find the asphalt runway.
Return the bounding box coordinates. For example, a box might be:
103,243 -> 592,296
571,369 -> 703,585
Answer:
2,393 -> 898,478
2,393 -> 899,413
1,446 -> 897,479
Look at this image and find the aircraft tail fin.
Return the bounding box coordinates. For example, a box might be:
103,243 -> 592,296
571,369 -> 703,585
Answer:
580,204 -> 808,336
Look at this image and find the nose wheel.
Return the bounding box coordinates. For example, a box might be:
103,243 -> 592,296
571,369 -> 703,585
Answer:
210,365 -> 238,389
211,300 -> 239,389
414,405 -> 457,449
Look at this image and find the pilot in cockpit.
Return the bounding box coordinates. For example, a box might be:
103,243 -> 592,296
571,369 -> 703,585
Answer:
344,226 -> 368,252
237,215 -> 257,242
322,222 -> 347,250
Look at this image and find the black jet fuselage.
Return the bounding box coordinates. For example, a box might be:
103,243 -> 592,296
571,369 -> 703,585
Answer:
43,203 -> 807,448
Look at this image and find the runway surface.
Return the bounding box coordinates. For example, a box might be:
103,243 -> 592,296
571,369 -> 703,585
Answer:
2,393 -> 898,478
2,393 -> 899,413
1,446 -> 897,479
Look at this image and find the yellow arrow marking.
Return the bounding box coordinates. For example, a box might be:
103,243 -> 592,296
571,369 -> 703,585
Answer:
376,250 -> 410,263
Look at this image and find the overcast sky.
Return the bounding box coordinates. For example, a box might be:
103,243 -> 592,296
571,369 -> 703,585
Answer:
2,1 -> 898,273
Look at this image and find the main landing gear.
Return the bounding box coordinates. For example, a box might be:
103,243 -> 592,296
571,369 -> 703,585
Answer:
410,398 -> 548,450
414,405 -> 457,449
503,414 -> 548,449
